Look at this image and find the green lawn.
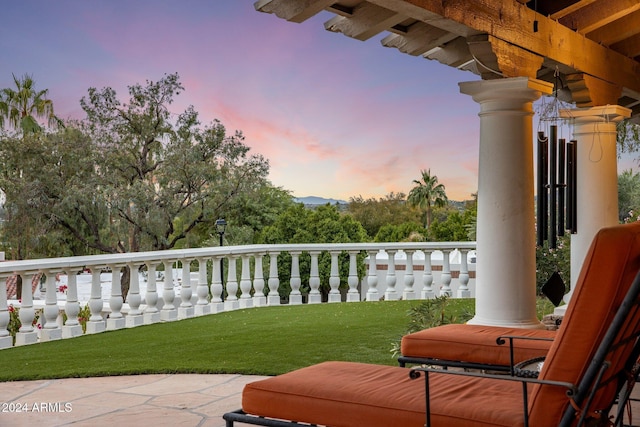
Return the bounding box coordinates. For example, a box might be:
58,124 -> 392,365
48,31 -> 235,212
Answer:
0,300 -> 476,381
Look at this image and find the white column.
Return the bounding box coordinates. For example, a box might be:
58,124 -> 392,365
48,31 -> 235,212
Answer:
462,77 -> 553,328
239,255 -> 253,309
126,263 -> 144,327
253,253 -> 267,307
385,250 -> 398,301
178,259 -> 195,319
347,251 -> 360,302
403,250 -> 416,300
308,251 -> 322,304
289,251 -> 303,305
62,269 -> 83,338
160,261 -> 178,321
267,252 -> 281,306
195,258 -> 212,316
144,263 -> 161,324
86,268 -> 105,334
328,251 -> 341,303
559,105 -> 631,308
16,273 -> 38,345
0,274 -> 13,349
421,250 -> 435,299
40,271 -> 62,341
107,265 -> 125,330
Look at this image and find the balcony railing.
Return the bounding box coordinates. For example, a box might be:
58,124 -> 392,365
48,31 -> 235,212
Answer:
0,241 -> 476,349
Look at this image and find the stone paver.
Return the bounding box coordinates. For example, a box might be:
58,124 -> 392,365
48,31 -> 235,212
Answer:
0,374 -> 267,427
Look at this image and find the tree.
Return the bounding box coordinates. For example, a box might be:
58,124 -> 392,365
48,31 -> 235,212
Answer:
617,120 -> 640,157
0,73 -> 281,300
407,169 -> 448,229
0,73 -> 61,133
618,169 -> 640,222
348,192 -> 421,238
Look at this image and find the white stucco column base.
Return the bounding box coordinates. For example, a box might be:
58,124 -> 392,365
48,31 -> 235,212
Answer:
462,77 -> 553,328
554,105 -> 631,315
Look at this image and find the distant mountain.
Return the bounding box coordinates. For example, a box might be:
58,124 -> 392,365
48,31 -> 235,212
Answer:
294,196 -> 348,205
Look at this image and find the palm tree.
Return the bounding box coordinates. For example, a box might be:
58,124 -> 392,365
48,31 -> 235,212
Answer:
408,169 -> 448,228
0,73 -> 61,133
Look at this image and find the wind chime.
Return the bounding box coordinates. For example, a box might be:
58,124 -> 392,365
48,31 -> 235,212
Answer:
536,70 -> 577,249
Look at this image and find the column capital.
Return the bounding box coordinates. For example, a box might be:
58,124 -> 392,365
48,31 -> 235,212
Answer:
459,77 -> 554,105
560,105 -> 631,124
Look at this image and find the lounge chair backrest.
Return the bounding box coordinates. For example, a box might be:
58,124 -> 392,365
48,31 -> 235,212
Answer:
529,222 -> 640,426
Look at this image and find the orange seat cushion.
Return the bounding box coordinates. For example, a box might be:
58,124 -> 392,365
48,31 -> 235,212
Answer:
401,324 -> 555,366
243,361 -> 529,427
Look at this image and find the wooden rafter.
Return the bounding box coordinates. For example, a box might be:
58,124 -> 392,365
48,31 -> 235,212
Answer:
557,0 -> 640,34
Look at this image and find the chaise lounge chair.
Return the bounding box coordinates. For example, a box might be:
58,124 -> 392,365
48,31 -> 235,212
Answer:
224,221 -> 640,426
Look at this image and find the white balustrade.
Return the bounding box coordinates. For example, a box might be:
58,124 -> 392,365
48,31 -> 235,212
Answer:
289,251 -> 302,305
328,251 -> 340,303
63,269 -> 83,338
144,263 -> 160,324
239,255 -> 253,309
178,260 -> 194,319
224,256 -> 239,311
16,273 -> 38,345
160,261 -> 177,321
195,258 -> 211,316
308,251 -> 322,304
253,253 -> 266,307
0,241 -> 475,348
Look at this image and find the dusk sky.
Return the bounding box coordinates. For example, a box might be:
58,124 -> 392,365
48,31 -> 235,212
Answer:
1,1 -> 636,201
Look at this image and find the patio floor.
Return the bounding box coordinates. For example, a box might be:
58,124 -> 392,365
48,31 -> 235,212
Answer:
1,373 -> 639,426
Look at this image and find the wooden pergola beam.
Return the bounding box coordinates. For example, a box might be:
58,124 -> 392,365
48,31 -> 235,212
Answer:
399,0 -> 640,94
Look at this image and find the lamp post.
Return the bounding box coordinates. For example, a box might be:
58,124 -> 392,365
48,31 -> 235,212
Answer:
216,218 -> 227,302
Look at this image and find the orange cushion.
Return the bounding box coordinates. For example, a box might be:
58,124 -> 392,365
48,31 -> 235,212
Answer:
243,361 -> 529,427
529,222 -> 640,425
401,324 -> 555,366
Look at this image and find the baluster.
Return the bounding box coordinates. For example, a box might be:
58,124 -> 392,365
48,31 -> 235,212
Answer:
107,265 -> 125,330
347,251 -> 360,302
178,259 -> 195,319
225,256 -> 239,310
40,271 -> 62,341
289,251 -> 302,305
439,250 -> 452,297
267,252 -> 281,306
366,250 -> 379,301
0,274 -> 12,348
144,263 -> 161,324
253,253 -> 267,307
86,268 -> 105,333
62,269 -> 83,338
308,251 -> 321,304
457,249 -> 471,298
239,255 -> 253,309
328,251 -> 341,303
161,261 -> 178,321
403,250 -> 416,300
385,250 -> 398,301
126,263 -> 144,327
16,273 -> 38,345
195,258 -> 211,316
211,256 -> 224,313
421,250 -> 435,299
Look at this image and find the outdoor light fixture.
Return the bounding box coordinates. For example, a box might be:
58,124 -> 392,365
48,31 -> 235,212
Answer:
216,218 -> 227,302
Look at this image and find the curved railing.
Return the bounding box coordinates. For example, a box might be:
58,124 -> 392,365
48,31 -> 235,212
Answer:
0,241 -> 476,349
